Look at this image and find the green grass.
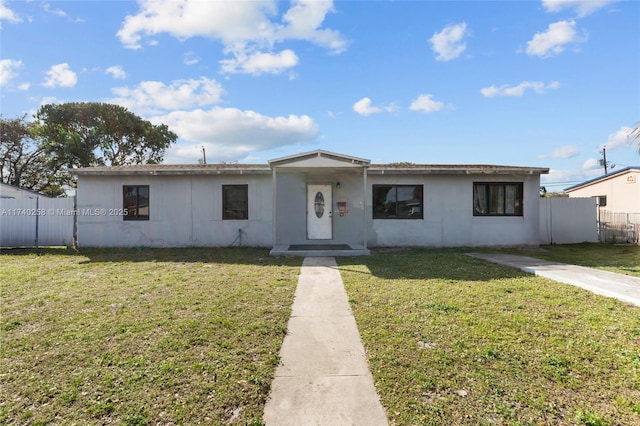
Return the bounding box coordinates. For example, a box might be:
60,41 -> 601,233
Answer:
339,249 -> 640,426
3,245 -> 639,425
499,243 -> 640,277
0,247 -> 302,425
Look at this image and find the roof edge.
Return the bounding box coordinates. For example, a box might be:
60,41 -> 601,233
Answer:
268,149 -> 371,167
565,166 -> 639,192
368,165 -> 549,175
71,164 -> 271,176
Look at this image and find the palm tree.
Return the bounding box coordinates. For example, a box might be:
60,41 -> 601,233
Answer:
631,122 -> 640,154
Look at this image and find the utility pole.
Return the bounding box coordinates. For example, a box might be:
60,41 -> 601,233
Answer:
600,147 -> 608,174
598,146 -> 614,174
201,146 -> 207,164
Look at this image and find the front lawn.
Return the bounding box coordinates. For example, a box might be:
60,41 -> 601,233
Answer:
339,249 -> 640,426
0,248 -> 301,425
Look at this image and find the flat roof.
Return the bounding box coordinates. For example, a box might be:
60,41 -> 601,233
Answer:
369,164 -> 549,175
72,163 -> 272,176
72,163 -> 549,176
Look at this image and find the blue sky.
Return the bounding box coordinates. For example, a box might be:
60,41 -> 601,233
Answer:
1,0 -> 638,191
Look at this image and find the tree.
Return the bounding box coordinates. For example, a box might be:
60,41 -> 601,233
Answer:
35,102 -> 177,168
0,115 -> 66,197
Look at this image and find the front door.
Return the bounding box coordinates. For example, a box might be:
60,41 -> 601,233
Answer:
307,184 -> 332,239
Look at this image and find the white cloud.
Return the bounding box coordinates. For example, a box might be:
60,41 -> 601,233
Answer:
539,145 -> 579,159
599,125 -> 633,150
105,65 -> 126,80
117,1 -> 277,49
42,1 -> 83,22
582,158 -> 600,170
429,22 -> 468,61
353,98 -> 381,116
277,0 -> 347,54
409,94 -> 445,113
0,59 -> 23,86
526,20 -> 586,57
220,49 -> 299,75
352,97 -> 397,116
542,0 -> 618,17
542,167 -> 601,190
42,2 -> 66,17
18,82 -> 30,91
481,80 -> 560,97
184,51 -> 200,66
109,77 -> 224,114
152,107 -> 319,162
43,63 -> 77,88
0,0 -> 22,23
117,0 -> 347,75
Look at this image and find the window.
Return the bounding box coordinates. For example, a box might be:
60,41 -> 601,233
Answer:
596,195 -> 607,207
373,185 -> 423,219
223,185 -> 248,220
473,183 -> 523,216
123,185 -> 149,220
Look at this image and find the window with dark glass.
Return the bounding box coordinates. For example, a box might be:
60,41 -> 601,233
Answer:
473,183 -> 523,216
123,185 -> 149,220
373,185 -> 423,219
223,185 -> 248,220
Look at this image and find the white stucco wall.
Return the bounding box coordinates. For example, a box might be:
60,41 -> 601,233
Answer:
77,170 -> 544,248
367,173 -> 542,247
539,197 -> 598,244
567,170 -> 640,213
273,171 -> 367,247
76,174 -> 273,247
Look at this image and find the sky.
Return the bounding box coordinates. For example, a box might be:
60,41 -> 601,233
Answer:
1,0 -> 639,191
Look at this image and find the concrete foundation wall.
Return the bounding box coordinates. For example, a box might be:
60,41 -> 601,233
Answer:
77,174 -> 272,247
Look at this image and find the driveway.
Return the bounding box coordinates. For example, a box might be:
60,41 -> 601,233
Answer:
467,253 -> 640,307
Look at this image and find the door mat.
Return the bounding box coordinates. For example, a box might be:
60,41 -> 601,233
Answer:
288,244 -> 352,251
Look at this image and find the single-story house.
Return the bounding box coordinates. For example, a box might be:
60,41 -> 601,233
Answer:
565,166 -> 640,213
72,150 -> 549,255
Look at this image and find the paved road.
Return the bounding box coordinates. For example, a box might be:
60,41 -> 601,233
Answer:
467,253 -> 640,307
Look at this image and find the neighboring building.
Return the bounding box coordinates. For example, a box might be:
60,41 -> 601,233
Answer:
565,167 -> 640,213
0,182 -> 53,199
72,150 -> 549,254
565,167 -> 640,244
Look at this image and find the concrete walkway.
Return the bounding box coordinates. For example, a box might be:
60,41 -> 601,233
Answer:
263,257 -> 388,426
467,253 -> 640,307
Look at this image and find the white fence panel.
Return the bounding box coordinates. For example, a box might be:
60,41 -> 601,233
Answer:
598,211 -> 640,245
0,197 -> 75,247
540,197 -> 598,244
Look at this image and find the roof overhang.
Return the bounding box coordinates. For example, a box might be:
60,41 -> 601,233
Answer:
367,165 -> 549,175
71,164 -> 271,176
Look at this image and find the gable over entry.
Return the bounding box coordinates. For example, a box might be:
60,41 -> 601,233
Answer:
268,150 -> 371,256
